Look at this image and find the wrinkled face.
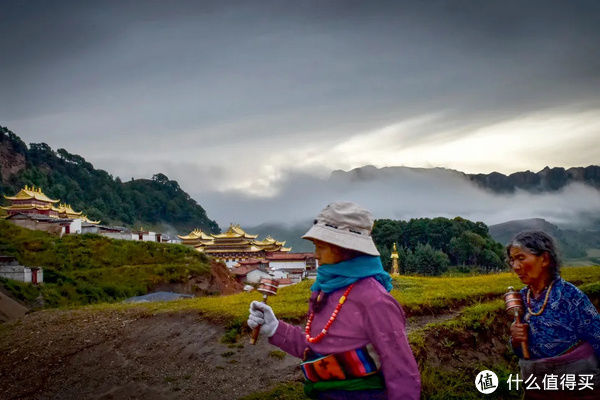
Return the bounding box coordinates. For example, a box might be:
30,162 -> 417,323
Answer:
508,246 -> 550,286
311,239 -> 343,265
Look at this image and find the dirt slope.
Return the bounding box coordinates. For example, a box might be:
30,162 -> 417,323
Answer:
0,288 -> 29,323
0,308 -> 300,400
153,261 -> 244,296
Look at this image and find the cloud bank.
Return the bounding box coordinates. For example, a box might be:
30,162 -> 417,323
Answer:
2,1 -> 599,195
196,167 -> 600,229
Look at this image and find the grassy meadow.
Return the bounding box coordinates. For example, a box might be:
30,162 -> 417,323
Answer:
92,265 -> 600,324
0,220 -> 211,307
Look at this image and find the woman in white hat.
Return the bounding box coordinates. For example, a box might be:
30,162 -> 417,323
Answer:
248,201 -> 421,399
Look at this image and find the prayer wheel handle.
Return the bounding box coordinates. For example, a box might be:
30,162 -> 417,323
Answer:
250,321 -> 261,345
250,278 -> 279,345
504,286 -> 530,360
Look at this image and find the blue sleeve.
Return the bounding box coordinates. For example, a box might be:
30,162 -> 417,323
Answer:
574,292 -> 600,358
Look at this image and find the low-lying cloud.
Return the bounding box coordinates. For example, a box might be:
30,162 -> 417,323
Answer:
196,166 -> 600,229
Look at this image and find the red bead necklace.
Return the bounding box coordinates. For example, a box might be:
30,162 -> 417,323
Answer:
305,283 -> 356,344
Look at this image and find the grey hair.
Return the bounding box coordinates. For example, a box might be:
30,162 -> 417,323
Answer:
506,231 -> 561,278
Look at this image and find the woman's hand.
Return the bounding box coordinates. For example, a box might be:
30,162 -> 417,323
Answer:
510,321 -> 529,346
247,301 -> 279,338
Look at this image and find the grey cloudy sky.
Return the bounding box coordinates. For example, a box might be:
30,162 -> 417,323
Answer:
2,1 -> 600,225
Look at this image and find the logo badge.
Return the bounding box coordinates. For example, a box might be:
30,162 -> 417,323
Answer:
475,370 -> 499,394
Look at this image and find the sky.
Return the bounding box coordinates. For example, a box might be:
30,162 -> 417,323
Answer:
2,1 -> 600,226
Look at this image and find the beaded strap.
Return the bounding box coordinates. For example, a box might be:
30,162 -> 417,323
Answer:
305,283 -> 356,344
526,280 -> 555,317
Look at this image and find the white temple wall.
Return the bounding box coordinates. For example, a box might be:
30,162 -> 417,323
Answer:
269,260 -> 307,271
0,266 -> 43,283
71,219 -> 82,234
101,232 -> 132,240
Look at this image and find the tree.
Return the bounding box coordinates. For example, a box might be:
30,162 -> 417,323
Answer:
378,244 -> 391,270
411,243 -> 449,276
152,173 -> 169,184
479,249 -> 504,271
449,231 -> 486,265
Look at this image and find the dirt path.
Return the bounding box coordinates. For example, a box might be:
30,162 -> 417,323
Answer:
0,308 -> 301,400
406,310 -> 461,334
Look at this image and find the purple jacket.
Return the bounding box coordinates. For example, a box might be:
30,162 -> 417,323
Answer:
269,277 -> 421,400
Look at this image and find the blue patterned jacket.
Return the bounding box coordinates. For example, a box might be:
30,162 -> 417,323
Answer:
512,278 -> 600,359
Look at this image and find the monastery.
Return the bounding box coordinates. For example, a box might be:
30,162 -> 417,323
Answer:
178,224 -> 292,268
2,186 -> 99,234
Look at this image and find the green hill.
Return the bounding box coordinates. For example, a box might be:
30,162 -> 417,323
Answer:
0,126 -> 219,233
373,216 -> 505,274
0,220 -> 213,307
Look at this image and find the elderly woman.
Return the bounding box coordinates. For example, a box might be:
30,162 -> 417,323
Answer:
508,231 -> 600,399
248,201 -> 420,400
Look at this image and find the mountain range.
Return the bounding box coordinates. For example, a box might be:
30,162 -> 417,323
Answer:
3,125 -> 600,248
332,164 -> 600,194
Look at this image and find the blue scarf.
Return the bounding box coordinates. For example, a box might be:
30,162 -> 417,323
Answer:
311,255 -> 393,293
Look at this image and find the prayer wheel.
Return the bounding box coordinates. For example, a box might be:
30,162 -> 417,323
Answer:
257,278 -> 279,296
250,277 -> 280,345
504,286 -> 530,359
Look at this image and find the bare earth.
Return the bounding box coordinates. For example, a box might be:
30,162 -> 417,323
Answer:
0,308 -> 301,400
0,302 -> 464,400
0,289 -> 29,323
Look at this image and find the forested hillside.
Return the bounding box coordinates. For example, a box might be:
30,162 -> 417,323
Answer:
373,217 -> 505,275
0,126 -> 219,233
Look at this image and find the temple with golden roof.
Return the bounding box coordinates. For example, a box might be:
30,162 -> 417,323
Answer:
178,224 -> 291,268
2,185 -> 100,224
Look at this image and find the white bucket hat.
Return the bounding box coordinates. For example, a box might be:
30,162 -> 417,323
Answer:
302,201 -> 380,256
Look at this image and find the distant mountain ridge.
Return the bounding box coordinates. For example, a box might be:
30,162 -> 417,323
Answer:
469,166 -> 600,193
332,165 -> 600,194
0,126 -> 219,233
488,218 -> 600,261
488,218 -> 561,245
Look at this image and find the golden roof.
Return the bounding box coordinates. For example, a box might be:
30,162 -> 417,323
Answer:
81,215 -> 100,224
253,236 -> 277,246
177,228 -> 214,240
181,224 -> 292,254
232,224 -> 258,239
3,186 -> 100,223
1,204 -> 56,212
4,185 -> 60,203
56,203 -> 83,216
212,225 -> 243,239
212,224 -> 258,239
193,240 -> 215,250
